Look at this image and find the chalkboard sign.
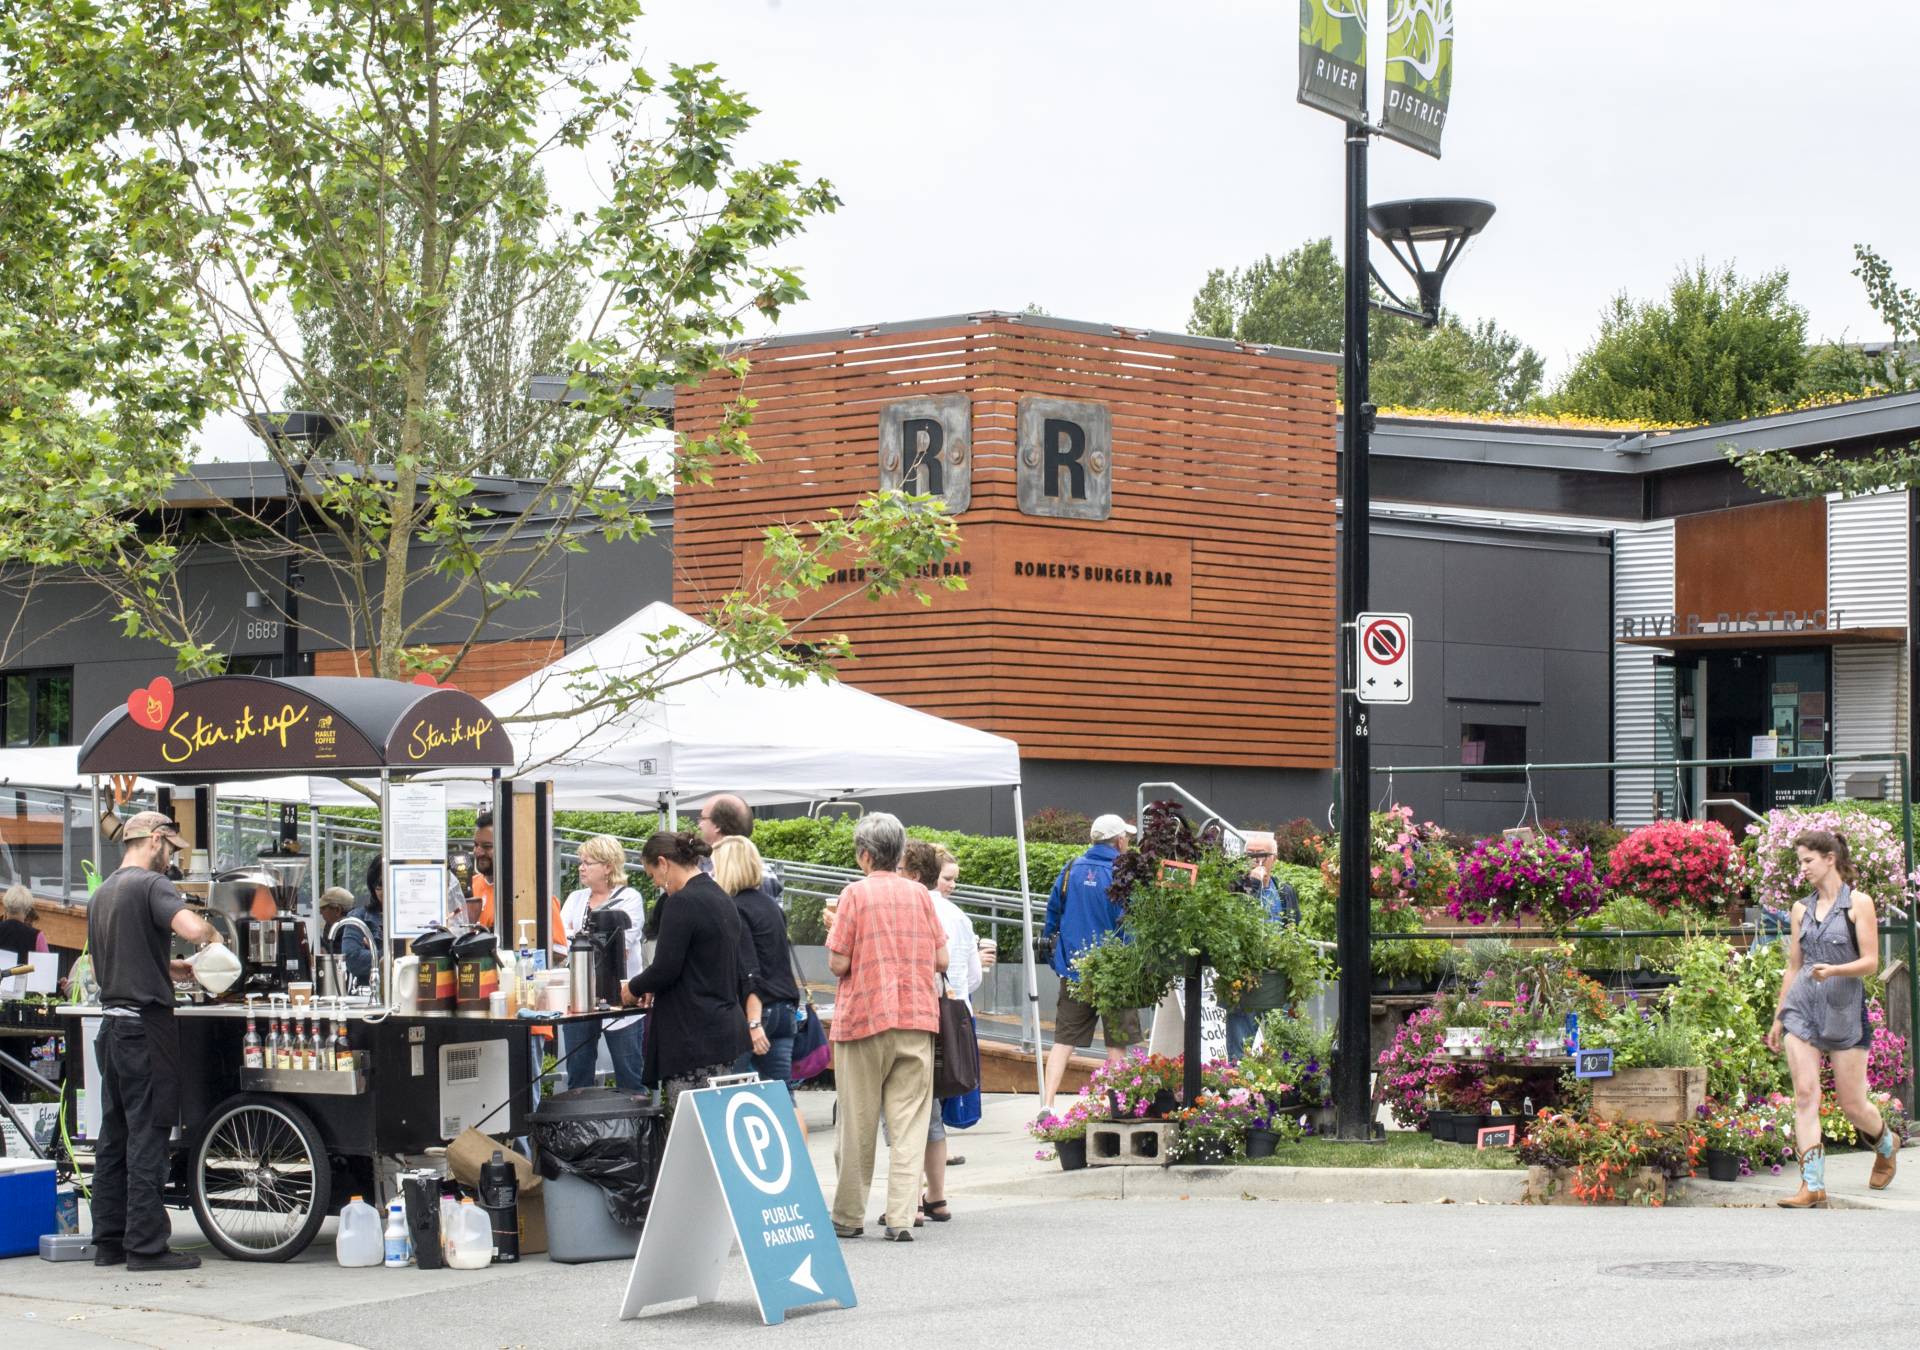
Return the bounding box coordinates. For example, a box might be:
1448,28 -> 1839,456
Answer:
1574,1047 -> 1615,1079
1476,1124 -> 1517,1149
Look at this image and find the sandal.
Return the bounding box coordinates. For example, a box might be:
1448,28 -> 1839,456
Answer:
919,1197 -> 952,1222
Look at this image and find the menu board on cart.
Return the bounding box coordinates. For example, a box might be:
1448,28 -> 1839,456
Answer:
389,864 -> 448,939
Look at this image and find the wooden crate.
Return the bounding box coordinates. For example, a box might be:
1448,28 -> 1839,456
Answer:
1588,1067 -> 1707,1125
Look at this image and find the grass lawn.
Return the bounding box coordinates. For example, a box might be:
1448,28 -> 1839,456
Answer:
1245,1130 -> 1522,1170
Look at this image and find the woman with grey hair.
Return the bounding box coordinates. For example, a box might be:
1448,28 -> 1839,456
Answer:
0,882 -> 47,956
558,835 -> 648,1090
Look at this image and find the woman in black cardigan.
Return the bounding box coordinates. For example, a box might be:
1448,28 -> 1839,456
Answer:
620,832 -> 751,1109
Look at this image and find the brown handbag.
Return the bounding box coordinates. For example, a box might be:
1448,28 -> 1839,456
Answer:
932,977 -> 981,1099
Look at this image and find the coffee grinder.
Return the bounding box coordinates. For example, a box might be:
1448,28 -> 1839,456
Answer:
215,851 -> 314,998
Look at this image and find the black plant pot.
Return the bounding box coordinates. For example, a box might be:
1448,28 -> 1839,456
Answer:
1704,1147 -> 1740,1182
1427,1110 -> 1455,1142
1186,1135 -> 1234,1165
1057,1137 -> 1088,1172
1147,1089 -> 1178,1119
1450,1113 -> 1489,1145
1245,1128 -> 1280,1160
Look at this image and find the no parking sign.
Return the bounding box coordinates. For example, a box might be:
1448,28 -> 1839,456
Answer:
619,1080 -> 856,1326
1355,611 -> 1412,705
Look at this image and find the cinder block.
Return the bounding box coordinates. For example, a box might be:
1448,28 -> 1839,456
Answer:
1086,1120 -> 1176,1167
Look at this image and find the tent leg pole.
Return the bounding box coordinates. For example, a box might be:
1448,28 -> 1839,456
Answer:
90,777 -> 103,885
1013,784 -> 1043,1101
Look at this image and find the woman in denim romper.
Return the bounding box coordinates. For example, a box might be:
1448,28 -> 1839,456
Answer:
1766,829 -> 1900,1207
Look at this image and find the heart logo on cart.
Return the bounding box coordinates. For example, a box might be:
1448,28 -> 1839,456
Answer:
127,676 -> 175,731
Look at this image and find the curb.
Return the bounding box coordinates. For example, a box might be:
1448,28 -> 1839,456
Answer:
975,1165 -> 1528,1205
979,1165 -> 1900,1209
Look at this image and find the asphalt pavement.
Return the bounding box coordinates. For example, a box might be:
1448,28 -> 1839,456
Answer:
4,1092 -> 1918,1350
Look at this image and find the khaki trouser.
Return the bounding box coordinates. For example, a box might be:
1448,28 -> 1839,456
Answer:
831,1027 -> 935,1231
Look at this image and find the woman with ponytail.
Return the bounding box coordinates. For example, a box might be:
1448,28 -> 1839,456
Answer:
1766,828 -> 1899,1206
620,832 -> 751,1110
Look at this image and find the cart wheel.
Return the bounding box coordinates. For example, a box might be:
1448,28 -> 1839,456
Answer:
188,1094 -> 332,1262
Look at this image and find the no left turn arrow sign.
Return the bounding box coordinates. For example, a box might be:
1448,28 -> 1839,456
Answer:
1355,611 -> 1412,706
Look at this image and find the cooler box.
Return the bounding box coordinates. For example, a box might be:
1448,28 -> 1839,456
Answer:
0,1158 -> 57,1258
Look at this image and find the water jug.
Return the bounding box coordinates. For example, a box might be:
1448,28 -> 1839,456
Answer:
445,1199 -> 495,1270
336,1196 -> 384,1267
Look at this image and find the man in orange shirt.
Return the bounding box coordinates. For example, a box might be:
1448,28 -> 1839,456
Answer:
460,812 -> 496,928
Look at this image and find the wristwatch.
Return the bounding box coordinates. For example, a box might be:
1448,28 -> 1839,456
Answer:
748,1020 -> 762,1029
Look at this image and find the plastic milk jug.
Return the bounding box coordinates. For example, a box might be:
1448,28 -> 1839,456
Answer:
445,1199 -> 495,1270
336,1196 -> 384,1267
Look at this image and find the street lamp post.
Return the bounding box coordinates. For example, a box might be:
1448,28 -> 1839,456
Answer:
1332,128 -> 1493,1141
244,411 -> 341,678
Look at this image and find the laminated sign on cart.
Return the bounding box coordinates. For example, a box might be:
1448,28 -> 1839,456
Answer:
1355,611 -> 1412,705
619,1080 -> 855,1326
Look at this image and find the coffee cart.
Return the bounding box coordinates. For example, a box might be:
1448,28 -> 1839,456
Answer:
56,674 -> 554,1262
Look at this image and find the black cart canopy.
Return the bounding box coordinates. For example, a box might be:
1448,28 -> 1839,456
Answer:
78,675 -> 514,783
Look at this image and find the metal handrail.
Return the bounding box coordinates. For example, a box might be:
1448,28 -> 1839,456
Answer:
1135,781 -> 1248,854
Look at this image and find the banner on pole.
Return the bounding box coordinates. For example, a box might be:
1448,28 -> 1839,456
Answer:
1298,0 -> 1368,123
1381,0 -> 1455,158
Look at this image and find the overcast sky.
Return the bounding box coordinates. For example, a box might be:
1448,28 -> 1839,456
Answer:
626,0 -> 1919,378
203,1 -> 1918,458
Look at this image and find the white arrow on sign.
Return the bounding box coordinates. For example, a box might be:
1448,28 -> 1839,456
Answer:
791,1255 -> 822,1295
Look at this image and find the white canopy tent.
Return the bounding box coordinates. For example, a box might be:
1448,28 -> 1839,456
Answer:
481,600 -> 1046,1093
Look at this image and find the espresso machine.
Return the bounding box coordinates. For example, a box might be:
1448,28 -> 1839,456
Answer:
213,852 -> 314,998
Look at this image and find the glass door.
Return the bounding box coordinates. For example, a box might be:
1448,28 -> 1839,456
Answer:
1701,648 -> 1831,818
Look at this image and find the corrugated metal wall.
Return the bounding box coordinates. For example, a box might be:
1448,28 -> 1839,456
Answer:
1829,489 -> 1909,802
1613,522 -> 1675,825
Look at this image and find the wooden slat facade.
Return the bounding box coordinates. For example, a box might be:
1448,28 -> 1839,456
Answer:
672,319 -> 1339,768
314,638 -> 563,699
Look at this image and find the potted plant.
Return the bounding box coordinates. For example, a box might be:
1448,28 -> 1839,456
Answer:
1243,1099 -> 1302,1159
1030,1102 -> 1092,1171
1583,1007 -> 1708,1125
1697,1103 -> 1744,1181
1605,819 -> 1746,919
1519,1110 -> 1703,1205
1445,832 -> 1604,931
1171,1084 -> 1263,1164
1083,1048 -> 1181,1121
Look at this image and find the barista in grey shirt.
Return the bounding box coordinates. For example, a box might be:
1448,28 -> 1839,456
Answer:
86,812 -> 220,1271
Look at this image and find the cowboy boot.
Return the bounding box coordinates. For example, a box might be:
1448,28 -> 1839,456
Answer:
1778,1146 -> 1828,1209
1866,1123 -> 1899,1190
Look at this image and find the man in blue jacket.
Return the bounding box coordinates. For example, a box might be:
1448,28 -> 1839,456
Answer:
1041,813 -> 1139,1110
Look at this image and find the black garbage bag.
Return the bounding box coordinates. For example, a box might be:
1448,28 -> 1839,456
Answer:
529,1087 -> 665,1228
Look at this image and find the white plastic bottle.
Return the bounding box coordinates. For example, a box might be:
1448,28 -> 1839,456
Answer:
336,1196 -> 384,1267
445,1198 -> 495,1270
383,1200 -> 411,1268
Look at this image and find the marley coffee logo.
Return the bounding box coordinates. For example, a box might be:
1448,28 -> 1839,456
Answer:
879,395 -> 971,513
1382,0 -> 1453,158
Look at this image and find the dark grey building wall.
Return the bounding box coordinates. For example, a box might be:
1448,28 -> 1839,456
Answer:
0,524 -> 675,738
1364,523 -> 1612,835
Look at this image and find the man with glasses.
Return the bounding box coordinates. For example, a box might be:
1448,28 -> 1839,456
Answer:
695,794 -> 783,901
87,811 -> 222,1270
1225,831 -> 1300,1064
